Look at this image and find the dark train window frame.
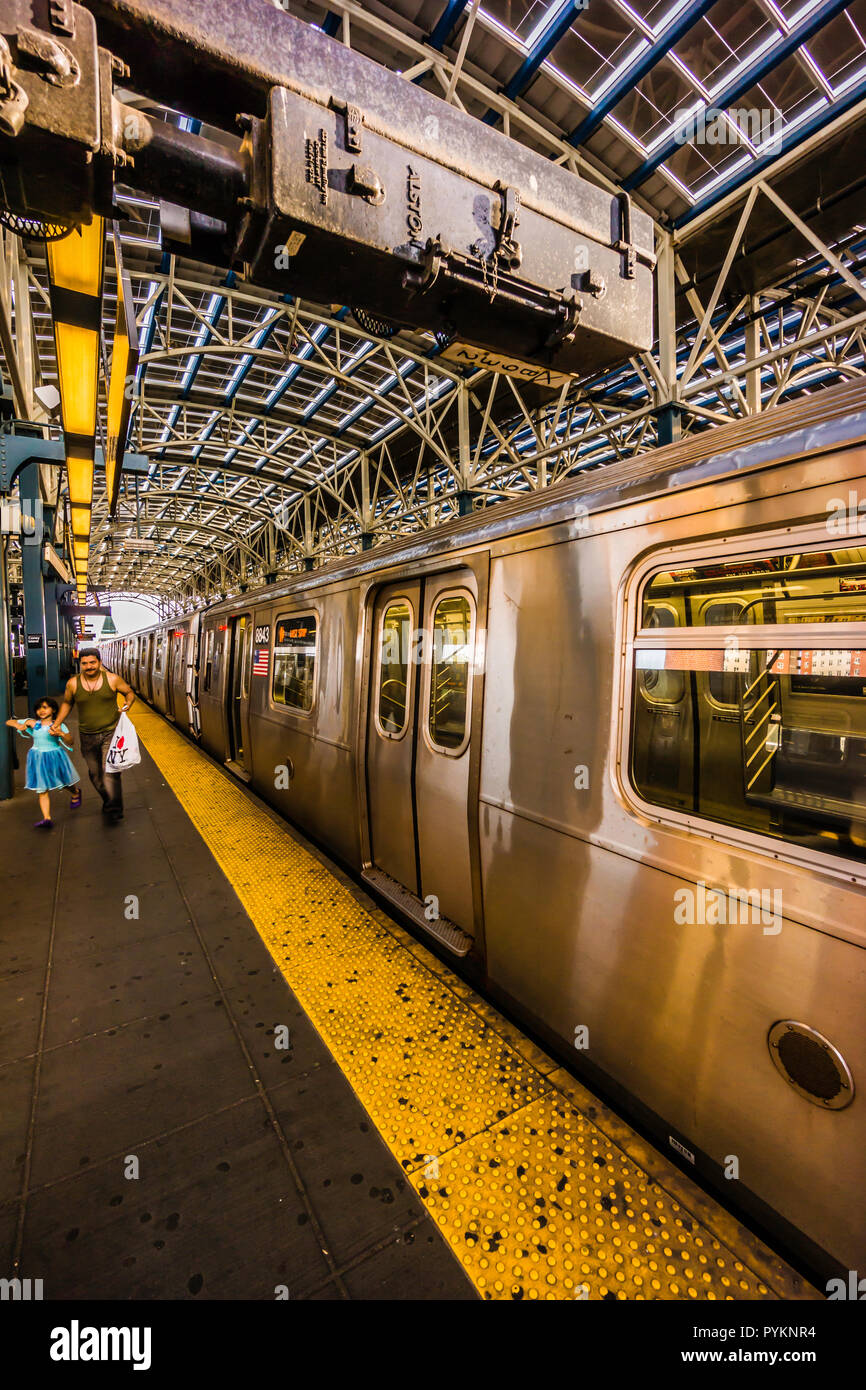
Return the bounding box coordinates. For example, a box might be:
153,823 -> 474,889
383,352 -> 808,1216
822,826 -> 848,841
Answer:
619,528 -> 866,881
202,628 -> 214,693
699,598 -> 749,709
373,595 -> 415,742
271,611 -> 319,716
637,601 -> 685,707
154,631 -> 168,677
423,588 -> 476,759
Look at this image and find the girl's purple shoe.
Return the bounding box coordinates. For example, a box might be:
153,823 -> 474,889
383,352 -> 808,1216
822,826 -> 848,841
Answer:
70,790 -> 82,809
34,818 -> 53,829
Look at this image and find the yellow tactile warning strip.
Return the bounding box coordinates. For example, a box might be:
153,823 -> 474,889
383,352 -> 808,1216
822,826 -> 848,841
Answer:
131,704 -> 819,1301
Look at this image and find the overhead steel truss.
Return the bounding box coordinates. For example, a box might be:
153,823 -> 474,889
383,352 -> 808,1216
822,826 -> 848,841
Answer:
1,1 -> 865,606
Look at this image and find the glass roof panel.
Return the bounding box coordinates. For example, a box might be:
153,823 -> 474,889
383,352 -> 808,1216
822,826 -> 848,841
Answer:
614,53 -> 697,145
686,0 -> 782,91
808,8 -> 866,87
483,0 -> 545,42
537,0 -> 637,93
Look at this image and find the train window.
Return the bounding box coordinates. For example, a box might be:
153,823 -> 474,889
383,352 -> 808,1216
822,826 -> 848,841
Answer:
273,614 -> 317,712
154,634 -> 165,676
203,631 -> 214,692
703,601 -> 745,705
212,629 -> 224,687
428,593 -> 474,753
377,600 -> 412,737
639,604 -> 684,705
630,541 -> 866,866
642,547 -> 866,626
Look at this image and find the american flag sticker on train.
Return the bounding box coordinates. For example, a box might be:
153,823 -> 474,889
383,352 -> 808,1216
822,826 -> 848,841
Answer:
253,648 -> 269,676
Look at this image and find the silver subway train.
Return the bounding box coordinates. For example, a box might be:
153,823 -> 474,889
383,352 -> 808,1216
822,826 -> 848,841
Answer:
102,379 -> 866,1283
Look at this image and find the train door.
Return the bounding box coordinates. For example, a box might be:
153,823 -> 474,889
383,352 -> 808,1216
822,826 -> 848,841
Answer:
366,580 -> 422,895
164,634 -> 176,720
365,569 -> 479,953
169,629 -> 185,723
227,612 -> 253,775
140,634 -> 152,701
185,620 -> 201,737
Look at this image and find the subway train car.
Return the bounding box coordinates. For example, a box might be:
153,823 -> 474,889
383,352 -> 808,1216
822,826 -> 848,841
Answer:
102,379 -> 866,1283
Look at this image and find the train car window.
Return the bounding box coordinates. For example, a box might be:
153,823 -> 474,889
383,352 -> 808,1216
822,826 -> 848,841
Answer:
630,542 -> 866,866
212,629 -> 224,686
643,548 -> 866,626
428,594 -> 474,753
377,600 -> 412,737
154,634 -> 165,676
703,601 -> 745,705
202,631 -> 213,692
273,615 -> 317,712
639,604 -> 684,705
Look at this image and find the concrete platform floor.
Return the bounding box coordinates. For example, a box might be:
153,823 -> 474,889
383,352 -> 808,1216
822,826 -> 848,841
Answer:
0,711 -> 475,1300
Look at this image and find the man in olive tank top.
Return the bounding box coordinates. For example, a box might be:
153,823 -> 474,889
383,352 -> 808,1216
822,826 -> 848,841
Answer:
51,647 -> 136,822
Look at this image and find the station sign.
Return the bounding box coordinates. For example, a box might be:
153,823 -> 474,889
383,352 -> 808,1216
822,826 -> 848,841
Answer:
442,341 -> 573,389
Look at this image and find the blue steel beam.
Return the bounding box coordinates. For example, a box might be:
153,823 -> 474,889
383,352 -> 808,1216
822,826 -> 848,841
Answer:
673,71 -> 866,227
569,0 -> 720,147
430,0 -> 471,51
504,1 -> 588,102
623,0 -> 855,190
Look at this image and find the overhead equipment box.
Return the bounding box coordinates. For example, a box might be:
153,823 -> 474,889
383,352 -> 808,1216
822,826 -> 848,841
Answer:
237,83 -> 656,385
0,0 -> 656,383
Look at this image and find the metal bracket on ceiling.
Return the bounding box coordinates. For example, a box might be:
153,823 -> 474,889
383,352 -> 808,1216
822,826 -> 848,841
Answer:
493,181 -> 522,271
330,96 -> 363,154
613,192 -> 656,280
48,0 -> 75,39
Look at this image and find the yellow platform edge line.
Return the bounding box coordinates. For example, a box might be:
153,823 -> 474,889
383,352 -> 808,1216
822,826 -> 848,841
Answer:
131,705 -> 819,1303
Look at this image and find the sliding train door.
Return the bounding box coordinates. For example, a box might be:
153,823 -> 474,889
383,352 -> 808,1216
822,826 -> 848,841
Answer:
366,581 -> 422,895
365,568 -> 480,953
227,612 -> 253,777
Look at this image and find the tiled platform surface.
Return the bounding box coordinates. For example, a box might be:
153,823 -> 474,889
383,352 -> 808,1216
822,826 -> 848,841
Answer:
0,710 -> 475,1300
1,700 -> 822,1303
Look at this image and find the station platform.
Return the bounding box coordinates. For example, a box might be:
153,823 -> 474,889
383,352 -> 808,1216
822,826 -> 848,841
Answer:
1,703 -> 821,1302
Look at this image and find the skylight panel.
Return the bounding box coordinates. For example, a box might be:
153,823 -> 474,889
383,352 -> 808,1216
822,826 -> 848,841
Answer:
223,307 -> 280,399
525,0 -> 572,50
834,60 -> 866,94
592,38 -> 650,101
477,7 -> 527,50
706,31 -> 783,101
191,410 -> 219,460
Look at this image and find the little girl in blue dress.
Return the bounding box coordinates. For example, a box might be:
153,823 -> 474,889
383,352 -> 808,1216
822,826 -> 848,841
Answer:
6,697 -> 82,828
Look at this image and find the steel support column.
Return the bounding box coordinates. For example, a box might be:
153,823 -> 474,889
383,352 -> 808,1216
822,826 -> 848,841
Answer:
0,533 -> 13,799
43,578 -> 62,695
745,297 -> 762,413
19,464 -> 47,705
655,234 -> 681,446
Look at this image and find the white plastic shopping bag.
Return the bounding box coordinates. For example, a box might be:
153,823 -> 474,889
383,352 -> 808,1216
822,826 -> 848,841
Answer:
105,712 -> 141,772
